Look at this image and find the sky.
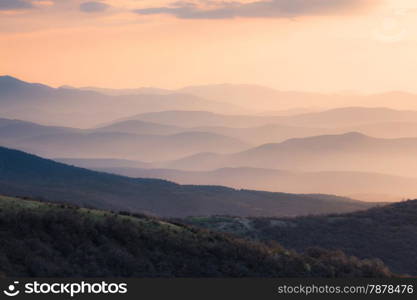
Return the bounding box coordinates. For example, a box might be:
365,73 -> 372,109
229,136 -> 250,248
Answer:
1,0 -> 417,92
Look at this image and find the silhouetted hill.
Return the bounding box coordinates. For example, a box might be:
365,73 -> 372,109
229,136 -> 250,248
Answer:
56,158 -> 152,169
178,85 -> 417,111
346,122 -> 417,139
0,147 -> 375,217
5,77 -> 417,128
164,133 -> 417,177
97,119 -> 331,145
94,167 -> 417,202
0,76 -> 242,127
95,120 -> 184,135
283,107 -> 417,128
0,118 -> 78,140
0,118 -> 249,161
10,130 -> 249,161
76,86 -> 172,96
183,200 -> 417,275
76,84 -> 326,112
124,110 -> 283,128
0,76 -> 51,101
179,84 -> 312,111
0,195 -> 391,277
124,107 -> 417,137
68,83 -> 417,112
99,115 -> 417,145
96,118 -> 336,144
192,124 -> 332,144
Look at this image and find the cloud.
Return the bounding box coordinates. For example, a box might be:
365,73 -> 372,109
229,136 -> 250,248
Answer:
134,0 -> 379,19
80,1 -> 110,13
0,0 -> 33,10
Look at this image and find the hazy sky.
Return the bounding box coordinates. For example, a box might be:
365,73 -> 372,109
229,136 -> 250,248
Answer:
1,0 -> 417,92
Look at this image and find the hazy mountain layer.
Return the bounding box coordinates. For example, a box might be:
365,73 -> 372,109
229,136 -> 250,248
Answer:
95,117 -> 334,144
120,110 -> 284,128
8,131 -> 249,161
178,85 -> 417,111
81,83 -> 417,112
0,118 -> 249,161
164,132 -> 417,177
95,120 -> 185,135
282,107 -> 417,128
89,167 -> 417,202
0,118 -> 79,140
56,158 -> 153,169
4,115 -> 417,152
0,76 -> 243,127
0,146 -> 375,217
5,76 -> 417,129
127,107 -> 417,129
98,114 -> 417,145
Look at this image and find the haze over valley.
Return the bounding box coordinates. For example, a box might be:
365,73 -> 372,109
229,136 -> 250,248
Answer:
2,76 -> 417,202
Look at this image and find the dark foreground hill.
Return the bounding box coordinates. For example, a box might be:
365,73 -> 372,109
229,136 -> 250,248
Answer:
183,200 -> 417,275
0,146 -> 375,217
0,195 -> 391,278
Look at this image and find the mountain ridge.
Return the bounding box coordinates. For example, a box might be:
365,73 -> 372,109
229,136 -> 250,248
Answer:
87,166 -> 417,202
163,132 -> 417,177
0,76 -> 244,127
0,146 -> 375,217
183,200 -> 417,275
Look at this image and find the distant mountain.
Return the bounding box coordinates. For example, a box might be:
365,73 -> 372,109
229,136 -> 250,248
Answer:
61,83 -> 417,111
0,75 -> 52,102
0,118 -> 79,140
102,109 -> 417,144
5,76 -> 417,129
95,120 -> 184,135
122,107 -> 417,130
282,107 -> 417,128
179,84 -> 315,111
76,86 -> 172,96
123,110 -> 284,128
76,84 -> 328,111
0,117 -> 249,161
183,200 -> 417,275
8,131 -> 249,161
0,117 -> 252,162
192,124 -> 332,144
5,114 -> 417,154
0,146 -> 376,217
178,84 -> 417,111
364,91 -> 417,110
346,122 -> 417,139
256,107 -> 321,116
94,167 -> 417,202
0,115 -> 328,150
0,76 -> 243,127
55,158 -> 152,169
0,195 -> 391,278
163,132 -> 417,177
99,118 -> 333,144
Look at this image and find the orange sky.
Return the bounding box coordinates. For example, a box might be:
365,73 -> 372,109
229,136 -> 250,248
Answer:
1,0 -> 417,92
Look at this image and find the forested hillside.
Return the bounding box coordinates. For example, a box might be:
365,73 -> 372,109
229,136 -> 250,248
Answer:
0,196 -> 392,278
183,200 -> 417,275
